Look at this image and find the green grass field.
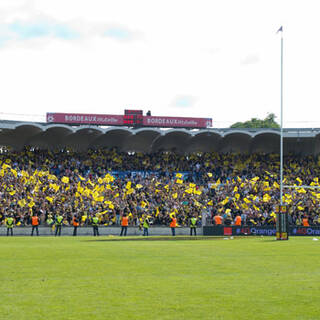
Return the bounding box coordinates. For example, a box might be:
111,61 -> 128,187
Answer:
1,236 -> 320,320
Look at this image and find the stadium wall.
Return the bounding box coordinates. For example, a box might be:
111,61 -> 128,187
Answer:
2,226 -> 320,237
0,226 -> 203,237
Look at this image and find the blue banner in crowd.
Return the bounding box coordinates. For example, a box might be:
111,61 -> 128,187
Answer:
291,227 -> 320,236
110,171 -> 193,179
203,226 -> 320,236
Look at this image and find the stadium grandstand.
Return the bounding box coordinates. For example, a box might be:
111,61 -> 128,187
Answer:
1,119 -> 320,154
1,117 -> 320,232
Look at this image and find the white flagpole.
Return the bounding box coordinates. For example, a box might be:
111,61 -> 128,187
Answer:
280,27 -> 284,206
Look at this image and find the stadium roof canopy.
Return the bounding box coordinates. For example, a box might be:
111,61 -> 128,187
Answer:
1,120 -> 320,155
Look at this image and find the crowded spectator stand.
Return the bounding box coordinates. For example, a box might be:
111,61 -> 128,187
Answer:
1,148 -> 320,230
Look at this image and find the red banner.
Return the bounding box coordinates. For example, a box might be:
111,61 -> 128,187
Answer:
46,113 -> 124,125
46,113 -> 212,128
143,116 -> 212,128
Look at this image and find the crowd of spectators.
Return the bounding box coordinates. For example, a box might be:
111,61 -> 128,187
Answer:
1,147 -> 320,228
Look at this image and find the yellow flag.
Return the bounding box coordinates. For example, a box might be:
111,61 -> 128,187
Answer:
46,196 -> 53,203
273,181 -> 280,189
61,176 -> 69,184
176,173 -> 183,178
263,194 -> 271,202
49,183 -> 60,192
28,201 -> 35,208
243,197 -> 251,204
141,201 -> 147,208
98,177 -> 104,184
207,200 -> 213,206
126,188 -> 134,195
221,197 -> 229,205
185,188 -> 193,194
296,177 -> 302,185
9,190 -> 16,196
48,174 -> 57,180
249,219 -> 257,225
126,181 -> 132,189
136,184 -> 143,189
10,169 -> 17,178
18,199 -> 26,207
172,192 -> 178,199
77,183 -> 84,193
104,173 -> 114,183
207,173 -> 213,177
21,170 -> 29,177
176,179 -> 183,184
270,212 -> 276,218
2,163 -> 11,170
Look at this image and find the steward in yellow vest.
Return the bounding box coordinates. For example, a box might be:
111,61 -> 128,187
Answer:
6,215 -> 14,236
92,215 -> 99,236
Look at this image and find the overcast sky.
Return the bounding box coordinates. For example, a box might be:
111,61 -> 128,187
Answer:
0,0 -> 319,127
